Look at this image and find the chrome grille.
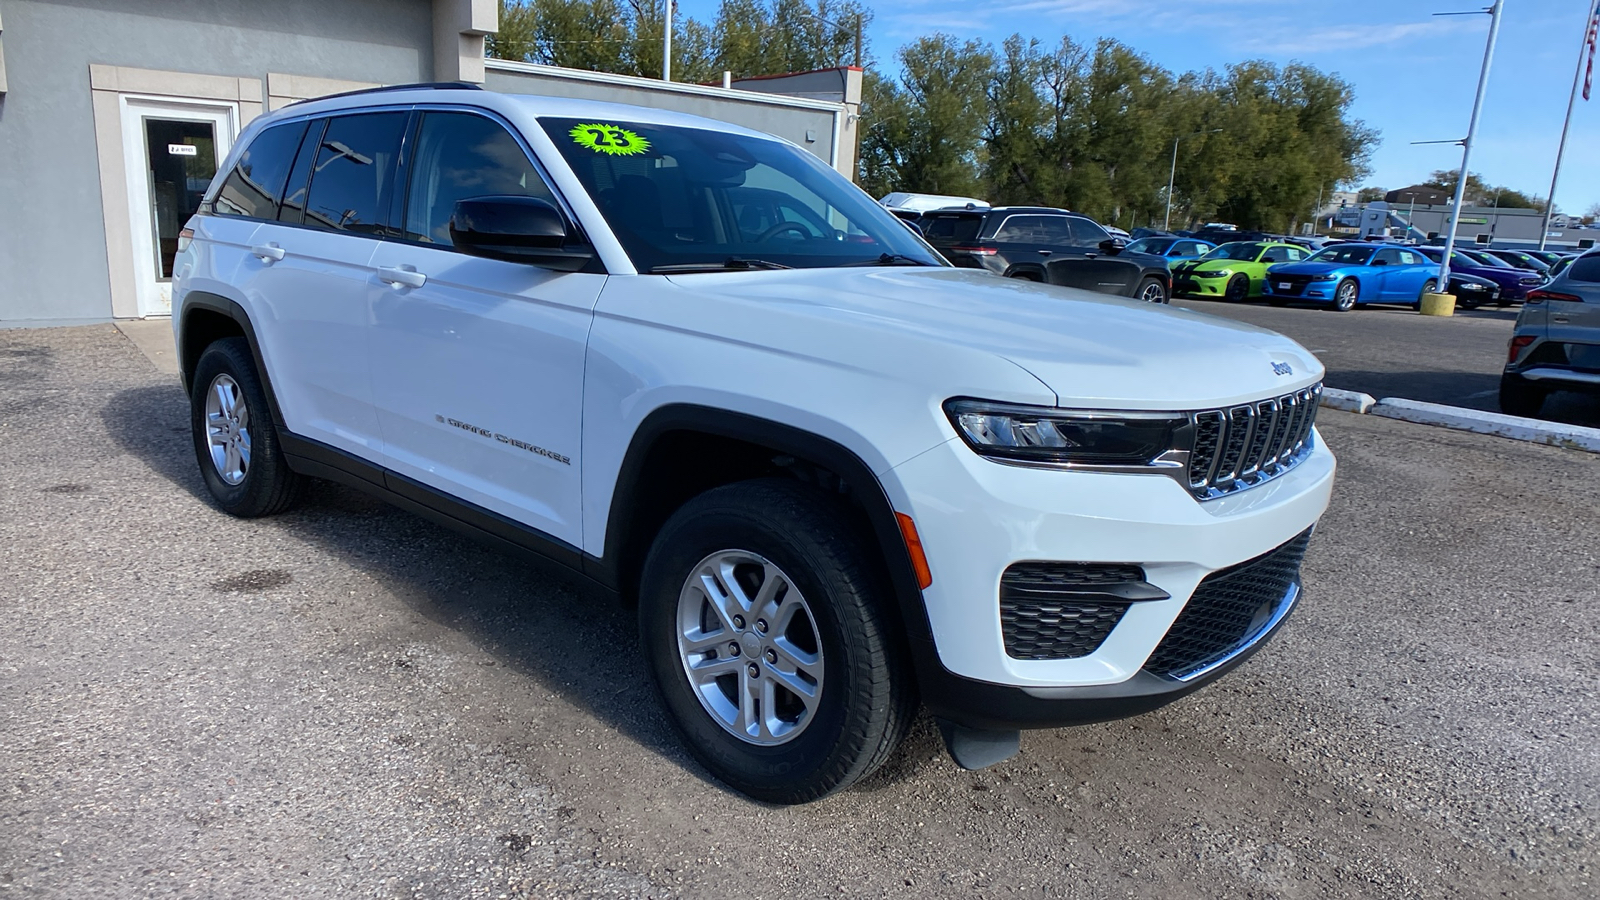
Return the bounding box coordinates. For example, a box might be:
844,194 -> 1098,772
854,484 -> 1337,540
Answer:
1188,384 -> 1320,499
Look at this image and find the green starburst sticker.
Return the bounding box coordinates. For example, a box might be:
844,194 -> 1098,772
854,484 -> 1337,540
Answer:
569,123 -> 651,156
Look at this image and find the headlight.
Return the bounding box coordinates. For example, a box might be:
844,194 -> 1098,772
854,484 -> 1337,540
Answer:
1195,269 -> 1230,278
1310,274 -> 1339,282
944,399 -> 1186,466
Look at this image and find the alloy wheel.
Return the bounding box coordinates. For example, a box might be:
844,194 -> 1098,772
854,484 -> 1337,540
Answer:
676,550 -> 824,746
204,373 -> 251,486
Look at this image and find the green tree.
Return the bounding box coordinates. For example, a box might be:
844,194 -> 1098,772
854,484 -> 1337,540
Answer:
1357,186 -> 1387,203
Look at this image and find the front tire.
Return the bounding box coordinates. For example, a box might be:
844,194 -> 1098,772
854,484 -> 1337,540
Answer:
1331,278 -> 1359,312
638,479 -> 914,804
190,337 -> 302,517
1224,274 -> 1249,302
1137,277 -> 1168,304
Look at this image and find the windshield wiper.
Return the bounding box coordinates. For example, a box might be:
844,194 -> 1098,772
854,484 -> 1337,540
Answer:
650,257 -> 792,273
840,253 -> 937,267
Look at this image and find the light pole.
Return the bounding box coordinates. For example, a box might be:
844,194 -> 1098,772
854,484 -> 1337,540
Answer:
1539,0 -> 1599,250
662,0 -> 675,81
1165,129 -> 1221,231
1436,0 -> 1506,289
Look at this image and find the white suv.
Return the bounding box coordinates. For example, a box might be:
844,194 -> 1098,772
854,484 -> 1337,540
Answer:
172,84 -> 1335,804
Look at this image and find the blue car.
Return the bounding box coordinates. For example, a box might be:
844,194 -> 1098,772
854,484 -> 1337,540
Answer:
1123,236 -> 1216,260
1263,243 -> 1441,312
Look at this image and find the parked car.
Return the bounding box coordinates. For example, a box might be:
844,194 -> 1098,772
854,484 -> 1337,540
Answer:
171,85 -> 1333,803
1482,248 -> 1552,275
1522,249 -> 1571,268
1262,243 -> 1440,311
1173,241 -> 1311,302
879,191 -> 989,215
922,206 -> 1173,302
1124,235 -> 1216,260
1549,255 -> 1579,278
1501,253 -> 1600,416
1191,226 -> 1275,246
1445,270 -> 1502,310
1415,246 -> 1543,305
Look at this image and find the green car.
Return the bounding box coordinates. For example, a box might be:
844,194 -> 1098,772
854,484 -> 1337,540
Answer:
1172,241 -> 1311,301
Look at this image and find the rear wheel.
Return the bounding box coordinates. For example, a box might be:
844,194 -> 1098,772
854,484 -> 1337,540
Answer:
1498,375 -> 1547,418
1137,277 -> 1168,304
638,479 -> 914,804
1412,279 -> 1438,311
1224,274 -> 1249,302
190,338 -> 302,517
1331,279 -> 1359,312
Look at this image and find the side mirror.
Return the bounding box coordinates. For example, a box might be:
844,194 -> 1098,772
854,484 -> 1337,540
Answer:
449,196 -> 594,272
1098,238 -> 1127,255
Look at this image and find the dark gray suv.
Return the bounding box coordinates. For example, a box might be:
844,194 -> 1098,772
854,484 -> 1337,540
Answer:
1501,252 -> 1600,417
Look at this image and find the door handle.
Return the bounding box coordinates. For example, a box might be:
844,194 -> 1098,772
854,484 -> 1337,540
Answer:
377,266 -> 427,289
1553,316 -> 1570,323
250,243 -> 285,262
1037,249 -> 1052,256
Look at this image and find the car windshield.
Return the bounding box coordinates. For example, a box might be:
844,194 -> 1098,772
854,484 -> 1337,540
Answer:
1464,250 -> 1513,268
1308,245 -> 1376,266
539,118 -> 944,272
1126,238 -> 1175,255
1203,242 -> 1263,261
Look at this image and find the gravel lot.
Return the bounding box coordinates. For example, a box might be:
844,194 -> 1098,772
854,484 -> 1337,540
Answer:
3,324 -> 1597,899
1176,297 -> 1600,429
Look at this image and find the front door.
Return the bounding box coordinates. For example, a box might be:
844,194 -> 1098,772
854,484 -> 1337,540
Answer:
121,98 -> 236,317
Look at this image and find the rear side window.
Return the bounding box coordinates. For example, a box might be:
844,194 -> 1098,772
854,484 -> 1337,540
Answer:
213,121 -> 308,220
922,214 -> 983,243
1567,255 -> 1600,283
301,112 -> 408,235
403,111 -> 557,246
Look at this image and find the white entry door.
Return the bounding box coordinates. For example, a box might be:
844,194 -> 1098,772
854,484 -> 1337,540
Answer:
120,97 -> 237,317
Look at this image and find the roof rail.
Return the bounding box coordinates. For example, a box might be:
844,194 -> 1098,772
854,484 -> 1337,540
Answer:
288,82 -> 483,106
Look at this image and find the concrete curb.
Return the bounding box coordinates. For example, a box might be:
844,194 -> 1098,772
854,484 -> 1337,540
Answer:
1368,397 -> 1600,454
1319,388 -> 1376,414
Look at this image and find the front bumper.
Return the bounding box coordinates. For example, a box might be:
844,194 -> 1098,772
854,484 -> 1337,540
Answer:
882,432 -> 1335,729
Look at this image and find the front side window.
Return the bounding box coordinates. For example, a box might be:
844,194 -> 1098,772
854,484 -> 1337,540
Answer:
1068,217 -> 1111,244
539,117 -> 943,271
1259,246 -> 1292,263
405,111 -> 557,246
1309,245 -> 1377,266
301,112 -> 408,235
1205,242 -> 1264,261
214,120 -> 308,220
1375,248 -> 1403,266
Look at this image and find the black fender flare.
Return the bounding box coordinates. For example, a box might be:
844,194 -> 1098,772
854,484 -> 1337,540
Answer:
178,292 -> 286,427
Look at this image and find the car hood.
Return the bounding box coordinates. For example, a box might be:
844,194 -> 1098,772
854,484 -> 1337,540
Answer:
662,267 -> 1323,409
1266,261 -> 1358,277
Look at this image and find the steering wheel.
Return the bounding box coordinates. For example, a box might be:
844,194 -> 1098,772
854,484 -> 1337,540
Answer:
755,222 -> 813,242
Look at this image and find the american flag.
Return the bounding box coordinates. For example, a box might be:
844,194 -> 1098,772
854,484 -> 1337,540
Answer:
1587,3 -> 1600,100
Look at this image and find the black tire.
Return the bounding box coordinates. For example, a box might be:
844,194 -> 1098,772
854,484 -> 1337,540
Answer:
190,337 -> 303,517
638,478 -> 915,804
1412,279 -> 1438,311
1498,375 -> 1547,418
1224,274 -> 1249,302
1455,290 -> 1483,311
1136,277 -> 1168,304
1331,278 -> 1359,312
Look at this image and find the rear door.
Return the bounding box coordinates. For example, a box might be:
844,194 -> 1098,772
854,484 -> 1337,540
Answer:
1046,216 -> 1140,295
237,111 -> 408,460
365,108 -> 604,546
986,214 -> 1060,277
1549,256 -> 1600,373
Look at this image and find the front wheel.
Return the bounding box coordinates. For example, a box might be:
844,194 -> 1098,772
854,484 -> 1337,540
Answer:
1137,277 -> 1168,304
1331,279 -> 1359,312
1224,274 -> 1249,302
638,479 -> 914,804
190,337 -> 302,517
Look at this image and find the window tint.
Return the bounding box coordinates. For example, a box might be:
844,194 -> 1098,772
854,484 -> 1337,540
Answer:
1567,254 -> 1600,283
302,112 -> 408,235
1069,217 -> 1110,244
214,121 -> 308,220
993,215 -> 1050,243
1260,246 -> 1291,263
922,213 -> 983,242
1374,248 -> 1402,265
1286,247 -> 1306,261
403,112 -> 557,246
278,118 -> 326,225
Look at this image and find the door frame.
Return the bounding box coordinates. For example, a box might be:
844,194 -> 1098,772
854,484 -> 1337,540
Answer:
88,65 -> 263,319
119,95 -> 238,318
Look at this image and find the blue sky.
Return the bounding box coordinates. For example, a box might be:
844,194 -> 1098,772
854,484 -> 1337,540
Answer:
679,0 -> 1600,212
